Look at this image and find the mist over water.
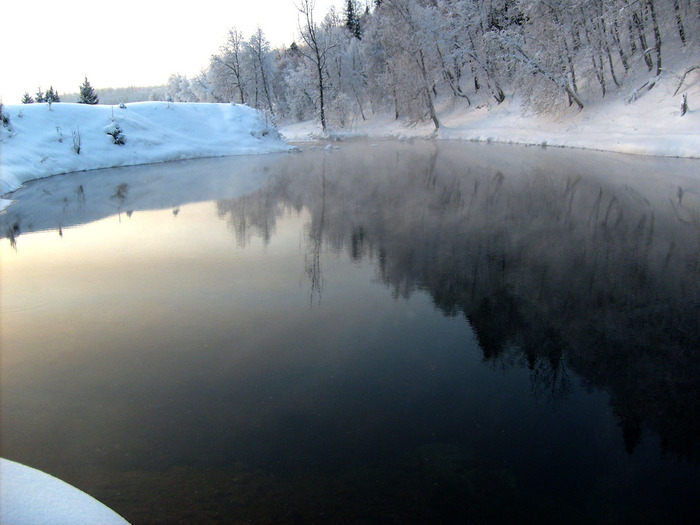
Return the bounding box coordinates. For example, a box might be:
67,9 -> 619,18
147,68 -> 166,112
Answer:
2,141 -> 699,523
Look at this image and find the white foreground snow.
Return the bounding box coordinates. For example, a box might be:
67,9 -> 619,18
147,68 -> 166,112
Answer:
0,102 -> 291,210
0,458 -> 129,525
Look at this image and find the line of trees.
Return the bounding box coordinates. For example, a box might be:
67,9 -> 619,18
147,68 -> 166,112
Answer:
22,86 -> 61,104
21,76 -> 100,105
164,0 -> 698,130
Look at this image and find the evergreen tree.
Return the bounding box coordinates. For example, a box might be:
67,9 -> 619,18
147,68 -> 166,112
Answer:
21,92 -> 35,104
345,0 -> 362,39
35,87 -> 45,103
45,86 -> 60,103
78,76 -> 99,104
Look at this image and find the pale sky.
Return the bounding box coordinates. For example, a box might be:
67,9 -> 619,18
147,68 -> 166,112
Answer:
1,0 -> 338,104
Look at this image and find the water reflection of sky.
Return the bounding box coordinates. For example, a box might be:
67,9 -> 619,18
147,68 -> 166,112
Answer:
1,141 -> 699,523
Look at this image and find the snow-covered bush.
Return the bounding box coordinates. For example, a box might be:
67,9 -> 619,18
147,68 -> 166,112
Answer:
0,104 -> 11,128
104,122 -> 126,145
251,109 -> 282,140
328,92 -> 356,129
284,63 -> 317,122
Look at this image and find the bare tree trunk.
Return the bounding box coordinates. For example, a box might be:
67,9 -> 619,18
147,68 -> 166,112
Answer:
436,45 -> 471,105
673,0 -> 687,45
418,50 -> 440,130
317,62 -> 327,131
612,18 -> 630,72
580,11 -> 606,96
600,21 -> 621,87
563,37 -> 578,94
633,10 -> 654,71
297,0 -> 331,132
646,0 -> 662,76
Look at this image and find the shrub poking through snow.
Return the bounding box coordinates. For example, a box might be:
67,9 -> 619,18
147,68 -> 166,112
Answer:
71,127 -> 81,154
105,122 -> 126,145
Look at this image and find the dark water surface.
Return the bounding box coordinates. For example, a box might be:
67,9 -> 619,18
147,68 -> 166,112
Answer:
2,141 -> 699,523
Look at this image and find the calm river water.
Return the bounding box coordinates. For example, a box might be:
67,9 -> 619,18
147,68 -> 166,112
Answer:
2,141 -> 699,523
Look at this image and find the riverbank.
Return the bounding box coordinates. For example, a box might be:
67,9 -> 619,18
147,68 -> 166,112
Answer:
0,102 -> 291,211
280,68 -> 700,160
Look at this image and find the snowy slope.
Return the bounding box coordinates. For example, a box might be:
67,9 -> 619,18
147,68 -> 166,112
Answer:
0,102 -> 291,209
0,458 -> 129,525
281,68 -> 700,160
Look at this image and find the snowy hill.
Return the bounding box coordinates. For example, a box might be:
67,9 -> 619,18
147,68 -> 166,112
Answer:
281,67 -> 700,160
0,102 -> 291,210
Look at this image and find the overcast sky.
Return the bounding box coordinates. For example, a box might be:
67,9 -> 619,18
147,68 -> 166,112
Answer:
1,0 -> 337,104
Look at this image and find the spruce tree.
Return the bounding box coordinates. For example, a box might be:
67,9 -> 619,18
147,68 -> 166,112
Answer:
45,86 -> 60,103
21,92 -> 35,104
345,0 -> 362,39
78,76 -> 99,104
35,87 -> 45,103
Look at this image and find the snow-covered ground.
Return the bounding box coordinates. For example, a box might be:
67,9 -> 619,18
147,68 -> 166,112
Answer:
281,69 -> 700,160
0,102 -> 291,211
0,459 -> 129,525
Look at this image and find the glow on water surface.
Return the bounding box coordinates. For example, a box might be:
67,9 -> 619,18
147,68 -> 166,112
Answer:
1,141 -> 699,523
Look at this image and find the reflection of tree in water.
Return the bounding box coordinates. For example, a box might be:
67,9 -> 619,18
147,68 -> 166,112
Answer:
216,187 -> 280,247
304,172 -> 326,305
217,143 -> 700,461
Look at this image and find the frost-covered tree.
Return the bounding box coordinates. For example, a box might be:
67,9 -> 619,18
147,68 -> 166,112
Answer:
246,27 -> 277,115
166,73 -> 199,102
284,59 -> 318,121
35,88 -> 45,103
21,92 -> 34,104
494,1 -> 583,112
78,76 -> 99,104
296,0 -> 337,132
171,0 -> 700,124
373,0 -> 441,129
212,28 -> 249,104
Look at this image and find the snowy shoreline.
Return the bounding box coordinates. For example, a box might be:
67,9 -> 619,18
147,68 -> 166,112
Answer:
2,88 -> 698,214
280,81 -> 700,161
0,102 -> 292,211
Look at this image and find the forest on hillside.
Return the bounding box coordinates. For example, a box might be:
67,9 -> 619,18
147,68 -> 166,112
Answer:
165,0 -> 699,130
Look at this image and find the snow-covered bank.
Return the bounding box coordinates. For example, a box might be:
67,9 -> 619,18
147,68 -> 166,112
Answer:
0,458 -> 129,524
0,102 -> 291,209
281,70 -> 700,160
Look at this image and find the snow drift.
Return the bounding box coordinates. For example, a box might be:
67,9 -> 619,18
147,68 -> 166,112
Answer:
0,102 -> 291,204
0,458 -> 129,525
